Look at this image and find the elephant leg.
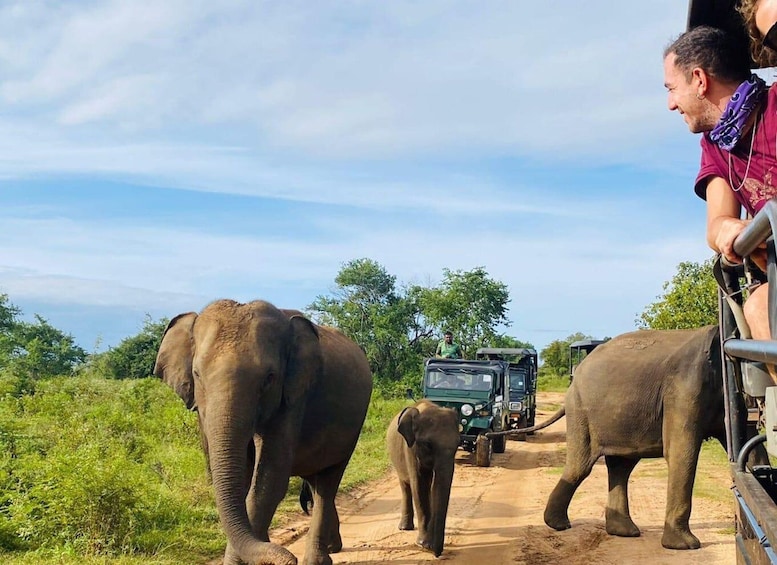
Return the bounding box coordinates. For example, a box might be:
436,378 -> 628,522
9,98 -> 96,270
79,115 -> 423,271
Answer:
302,460 -> 349,565
604,456 -> 640,537
247,432 -> 295,543
544,423 -> 597,531
662,425 -> 702,550
398,479 -> 414,530
413,469 -> 434,551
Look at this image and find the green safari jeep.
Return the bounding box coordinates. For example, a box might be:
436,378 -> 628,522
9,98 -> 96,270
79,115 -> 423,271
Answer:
422,357 -> 512,467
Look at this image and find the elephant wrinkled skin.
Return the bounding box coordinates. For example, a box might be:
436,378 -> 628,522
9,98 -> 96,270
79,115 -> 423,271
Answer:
154,300 -> 373,565
543,326 -> 727,550
387,400 -> 459,557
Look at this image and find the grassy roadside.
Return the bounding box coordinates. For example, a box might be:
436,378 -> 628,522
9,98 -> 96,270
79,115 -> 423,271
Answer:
0,376 -> 409,565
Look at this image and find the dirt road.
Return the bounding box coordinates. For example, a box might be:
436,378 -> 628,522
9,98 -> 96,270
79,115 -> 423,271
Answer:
275,392 -> 735,564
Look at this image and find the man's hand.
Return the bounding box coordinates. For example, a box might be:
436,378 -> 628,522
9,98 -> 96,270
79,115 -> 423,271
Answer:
714,217 -> 749,264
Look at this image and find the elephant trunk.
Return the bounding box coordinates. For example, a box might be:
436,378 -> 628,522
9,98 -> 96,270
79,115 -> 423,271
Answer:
207,413 -> 297,565
430,459 -> 455,557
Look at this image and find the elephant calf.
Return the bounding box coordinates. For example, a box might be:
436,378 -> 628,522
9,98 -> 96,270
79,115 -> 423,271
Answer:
543,325 -> 725,550
387,399 -> 460,557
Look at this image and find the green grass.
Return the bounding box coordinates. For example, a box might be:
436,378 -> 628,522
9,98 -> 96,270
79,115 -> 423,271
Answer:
537,373 -> 570,393
0,375 -> 409,565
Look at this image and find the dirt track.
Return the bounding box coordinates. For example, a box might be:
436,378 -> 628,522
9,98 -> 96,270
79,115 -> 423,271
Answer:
274,392 -> 735,564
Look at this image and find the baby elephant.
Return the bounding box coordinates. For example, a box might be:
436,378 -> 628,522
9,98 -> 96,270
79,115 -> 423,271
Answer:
387,399 -> 460,557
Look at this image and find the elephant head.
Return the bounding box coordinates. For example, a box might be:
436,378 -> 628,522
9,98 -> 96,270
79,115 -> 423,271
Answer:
154,299 -> 323,565
391,399 -> 459,557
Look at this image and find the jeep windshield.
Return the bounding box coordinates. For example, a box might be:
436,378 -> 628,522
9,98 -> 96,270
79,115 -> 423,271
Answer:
425,368 -> 494,391
509,369 -> 526,400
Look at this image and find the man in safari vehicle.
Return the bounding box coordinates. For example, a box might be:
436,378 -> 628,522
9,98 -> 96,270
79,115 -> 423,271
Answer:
435,330 -> 462,359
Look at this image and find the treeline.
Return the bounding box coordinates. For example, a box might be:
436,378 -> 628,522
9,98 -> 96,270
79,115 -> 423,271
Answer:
0,256 -> 720,391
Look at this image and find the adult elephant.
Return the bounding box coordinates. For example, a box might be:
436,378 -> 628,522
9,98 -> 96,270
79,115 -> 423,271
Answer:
542,326 -> 729,550
154,299 -> 373,565
386,400 -> 460,557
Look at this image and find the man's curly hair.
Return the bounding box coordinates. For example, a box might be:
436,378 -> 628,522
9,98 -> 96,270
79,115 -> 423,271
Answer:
738,0 -> 777,66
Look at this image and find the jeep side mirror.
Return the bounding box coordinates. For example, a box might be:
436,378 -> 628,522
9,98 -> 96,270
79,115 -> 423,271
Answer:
405,388 -> 415,400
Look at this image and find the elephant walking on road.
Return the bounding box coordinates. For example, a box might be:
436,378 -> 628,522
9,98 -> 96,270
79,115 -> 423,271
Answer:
543,326 -> 726,550
154,299 -> 373,565
387,400 -> 460,557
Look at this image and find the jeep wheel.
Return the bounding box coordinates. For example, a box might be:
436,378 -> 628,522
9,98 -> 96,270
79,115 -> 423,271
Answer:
492,428 -> 506,454
527,412 -> 536,436
514,416 -> 528,442
475,434 -> 492,467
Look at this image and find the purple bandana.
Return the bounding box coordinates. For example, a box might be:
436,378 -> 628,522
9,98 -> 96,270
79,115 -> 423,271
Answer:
710,74 -> 767,151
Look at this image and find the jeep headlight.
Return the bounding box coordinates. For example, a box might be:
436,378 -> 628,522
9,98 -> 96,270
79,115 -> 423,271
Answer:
461,404 -> 474,416
509,401 -> 523,412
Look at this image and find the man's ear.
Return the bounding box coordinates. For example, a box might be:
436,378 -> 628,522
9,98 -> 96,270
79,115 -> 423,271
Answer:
692,67 -> 708,97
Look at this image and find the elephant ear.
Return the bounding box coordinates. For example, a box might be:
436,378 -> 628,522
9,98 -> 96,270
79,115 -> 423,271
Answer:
154,312 -> 198,410
285,315 -> 322,407
397,407 -> 421,448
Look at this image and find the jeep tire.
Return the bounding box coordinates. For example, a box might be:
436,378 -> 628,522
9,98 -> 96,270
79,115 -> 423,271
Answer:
492,430 -> 506,454
514,416 -> 528,442
475,434 -> 492,467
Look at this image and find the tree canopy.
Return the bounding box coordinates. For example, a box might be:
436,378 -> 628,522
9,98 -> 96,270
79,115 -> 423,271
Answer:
89,316 -> 169,380
0,294 -> 86,379
637,258 -> 718,330
308,259 -> 519,389
539,332 -> 593,378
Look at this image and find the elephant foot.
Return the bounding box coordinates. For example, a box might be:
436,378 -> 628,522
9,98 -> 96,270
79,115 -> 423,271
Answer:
544,508 -> 571,531
661,526 -> 700,550
416,535 -> 434,553
398,516 -> 414,530
301,553 -> 332,565
326,533 -> 343,554
224,541 -> 298,565
605,508 -> 640,537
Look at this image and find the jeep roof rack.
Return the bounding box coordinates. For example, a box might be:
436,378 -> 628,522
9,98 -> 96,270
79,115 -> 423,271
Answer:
568,339 -> 606,352
475,347 -> 536,357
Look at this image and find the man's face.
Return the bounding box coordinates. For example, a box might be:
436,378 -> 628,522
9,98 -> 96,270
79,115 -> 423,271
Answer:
663,53 -> 716,133
444,334 -> 452,343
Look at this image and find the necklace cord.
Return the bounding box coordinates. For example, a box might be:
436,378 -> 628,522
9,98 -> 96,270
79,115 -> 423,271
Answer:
727,114 -> 759,193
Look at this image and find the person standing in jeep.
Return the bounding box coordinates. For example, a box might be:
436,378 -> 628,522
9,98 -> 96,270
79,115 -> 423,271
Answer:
435,331 -> 462,359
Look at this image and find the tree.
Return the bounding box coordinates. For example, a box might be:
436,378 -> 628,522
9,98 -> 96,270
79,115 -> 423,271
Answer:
8,315 -> 87,378
308,259 -> 427,383
92,316 -> 169,380
418,267 -> 510,358
539,332 -> 590,378
638,258 -> 718,330
0,294 -> 21,363
489,335 -> 535,350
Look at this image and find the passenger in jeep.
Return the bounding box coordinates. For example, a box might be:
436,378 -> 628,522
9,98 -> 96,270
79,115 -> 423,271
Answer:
663,25 -> 777,383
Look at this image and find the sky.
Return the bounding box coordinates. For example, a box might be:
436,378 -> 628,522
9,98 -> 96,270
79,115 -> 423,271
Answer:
0,1 -> 752,359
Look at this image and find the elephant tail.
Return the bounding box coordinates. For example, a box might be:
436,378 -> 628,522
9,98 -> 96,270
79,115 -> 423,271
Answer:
299,479 -> 314,515
486,407 -> 566,438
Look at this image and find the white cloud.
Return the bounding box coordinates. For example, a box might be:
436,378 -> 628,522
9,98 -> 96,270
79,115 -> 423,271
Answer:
0,1 -> 691,167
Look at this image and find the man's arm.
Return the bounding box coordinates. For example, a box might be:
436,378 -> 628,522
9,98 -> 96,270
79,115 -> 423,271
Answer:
706,176 -> 746,263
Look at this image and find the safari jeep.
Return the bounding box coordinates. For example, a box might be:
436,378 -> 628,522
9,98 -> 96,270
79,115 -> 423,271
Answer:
476,347 -> 538,439
422,357 -> 511,467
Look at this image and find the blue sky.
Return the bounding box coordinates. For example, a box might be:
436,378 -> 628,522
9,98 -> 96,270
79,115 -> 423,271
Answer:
0,1 -> 744,357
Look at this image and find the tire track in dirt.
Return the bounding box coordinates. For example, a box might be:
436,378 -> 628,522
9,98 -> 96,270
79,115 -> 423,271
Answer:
276,392 -> 735,564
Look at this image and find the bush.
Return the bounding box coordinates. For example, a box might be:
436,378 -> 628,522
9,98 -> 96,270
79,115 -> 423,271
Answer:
0,375 -> 215,558
537,368 -> 570,393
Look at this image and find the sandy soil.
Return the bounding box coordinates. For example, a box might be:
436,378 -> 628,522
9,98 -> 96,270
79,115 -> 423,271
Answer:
272,392 -> 735,565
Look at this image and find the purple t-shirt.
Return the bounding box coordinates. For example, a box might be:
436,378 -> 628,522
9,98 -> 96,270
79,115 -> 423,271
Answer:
696,83 -> 777,215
